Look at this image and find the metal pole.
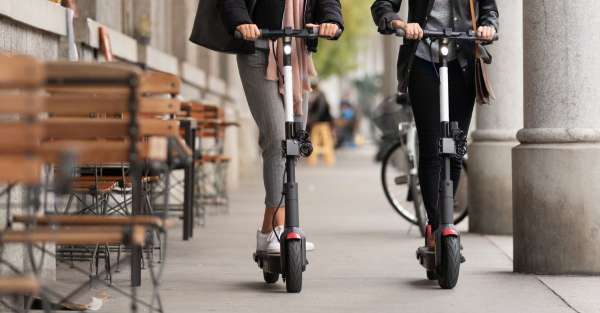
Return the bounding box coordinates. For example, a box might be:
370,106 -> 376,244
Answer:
182,120 -> 195,240
127,75 -> 142,287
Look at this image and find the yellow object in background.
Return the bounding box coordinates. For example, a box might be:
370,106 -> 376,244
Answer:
308,123 -> 336,167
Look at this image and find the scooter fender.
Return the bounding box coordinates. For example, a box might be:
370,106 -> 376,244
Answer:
435,226 -> 460,267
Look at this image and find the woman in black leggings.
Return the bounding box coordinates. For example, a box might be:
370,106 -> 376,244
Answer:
372,0 -> 499,241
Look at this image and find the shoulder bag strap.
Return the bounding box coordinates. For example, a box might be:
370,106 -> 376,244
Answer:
469,0 -> 480,58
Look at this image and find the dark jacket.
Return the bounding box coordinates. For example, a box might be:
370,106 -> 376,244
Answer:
371,0 -> 499,92
221,0 -> 344,53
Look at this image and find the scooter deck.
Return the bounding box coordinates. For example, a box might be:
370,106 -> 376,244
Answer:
416,246 -> 436,271
253,252 -> 282,274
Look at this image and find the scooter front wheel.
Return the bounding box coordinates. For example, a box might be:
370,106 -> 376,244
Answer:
437,236 -> 461,289
285,240 -> 303,293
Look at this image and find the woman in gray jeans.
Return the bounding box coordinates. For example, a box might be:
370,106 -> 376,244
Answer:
221,0 -> 344,253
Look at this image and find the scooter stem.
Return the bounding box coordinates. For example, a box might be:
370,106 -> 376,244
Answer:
439,38 -> 450,124
283,36 -> 294,124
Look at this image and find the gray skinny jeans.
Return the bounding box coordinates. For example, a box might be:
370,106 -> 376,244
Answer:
237,48 -> 308,208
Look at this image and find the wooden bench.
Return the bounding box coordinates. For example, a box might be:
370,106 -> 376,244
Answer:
0,277 -> 40,296
13,214 -> 174,230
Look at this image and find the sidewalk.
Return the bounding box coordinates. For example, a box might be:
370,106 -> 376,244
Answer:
88,146 -> 599,313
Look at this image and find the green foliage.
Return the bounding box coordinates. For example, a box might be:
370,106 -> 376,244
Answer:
313,0 -> 374,78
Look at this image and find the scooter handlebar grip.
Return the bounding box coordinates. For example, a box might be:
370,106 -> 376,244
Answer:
332,29 -> 343,39
234,31 -> 243,40
395,28 -> 406,38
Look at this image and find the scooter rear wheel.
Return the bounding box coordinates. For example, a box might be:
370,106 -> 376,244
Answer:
285,240 -> 303,293
263,271 -> 279,284
426,270 -> 438,280
438,236 -> 461,289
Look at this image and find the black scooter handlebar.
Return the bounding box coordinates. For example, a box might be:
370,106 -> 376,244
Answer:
234,27 -> 342,41
395,28 -> 499,42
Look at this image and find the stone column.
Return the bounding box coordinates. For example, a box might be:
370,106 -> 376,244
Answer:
171,0 -> 199,66
77,0 -> 123,31
381,2 -> 406,96
513,0 -> 600,274
381,37 -> 398,96
150,0 -> 173,53
468,0 -> 523,235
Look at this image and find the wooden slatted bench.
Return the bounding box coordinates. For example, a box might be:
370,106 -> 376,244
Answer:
0,226 -> 146,246
0,277 -> 40,296
13,214 -> 175,230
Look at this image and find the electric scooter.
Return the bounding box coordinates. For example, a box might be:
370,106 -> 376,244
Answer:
394,28 -> 497,289
235,27 -> 340,293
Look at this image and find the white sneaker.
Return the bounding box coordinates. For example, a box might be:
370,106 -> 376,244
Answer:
256,226 -> 283,254
256,226 -> 316,253
306,241 -> 315,252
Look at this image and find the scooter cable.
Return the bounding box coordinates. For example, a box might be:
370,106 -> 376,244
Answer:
271,171 -> 286,243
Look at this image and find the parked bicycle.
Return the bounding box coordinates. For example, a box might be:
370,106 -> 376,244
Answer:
379,96 -> 469,237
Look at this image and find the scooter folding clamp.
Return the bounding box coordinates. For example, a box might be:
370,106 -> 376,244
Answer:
282,133 -> 313,158
283,139 -> 300,157
439,137 -> 456,156
450,122 -> 468,160
295,130 -> 314,157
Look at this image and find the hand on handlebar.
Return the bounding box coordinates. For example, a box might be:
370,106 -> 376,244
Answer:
236,24 -> 260,41
391,20 -> 423,40
305,23 -> 340,39
476,26 -> 496,41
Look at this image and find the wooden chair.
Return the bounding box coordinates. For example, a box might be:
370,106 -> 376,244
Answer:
36,62 -> 182,289
0,55 -> 148,310
184,102 -> 238,215
0,54 -> 46,305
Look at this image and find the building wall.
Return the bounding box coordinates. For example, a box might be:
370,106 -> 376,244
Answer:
0,17 -> 59,60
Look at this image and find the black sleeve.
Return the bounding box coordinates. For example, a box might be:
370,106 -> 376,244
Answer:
478,0 -> 499,32
315,0 -> 345,39
371,0 -> 403,34
221,0 -> 253,34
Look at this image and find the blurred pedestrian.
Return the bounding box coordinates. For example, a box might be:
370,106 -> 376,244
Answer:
336,100 -> 359,148
307,81 -> 336,166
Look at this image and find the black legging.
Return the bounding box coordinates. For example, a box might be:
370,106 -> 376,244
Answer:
408,57 -> 476,231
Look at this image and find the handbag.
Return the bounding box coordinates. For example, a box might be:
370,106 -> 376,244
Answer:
189,0 -> 254,54
469,0 -> 496,105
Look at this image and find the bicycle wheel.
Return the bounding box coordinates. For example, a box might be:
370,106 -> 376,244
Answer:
381,142 -> 418,225
453,159 -> 469,225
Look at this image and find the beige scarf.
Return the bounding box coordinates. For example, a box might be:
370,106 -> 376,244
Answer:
266,0 -> 317,116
